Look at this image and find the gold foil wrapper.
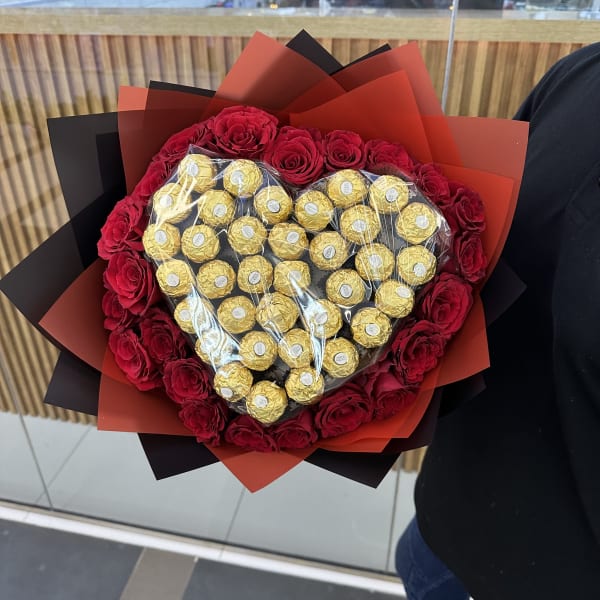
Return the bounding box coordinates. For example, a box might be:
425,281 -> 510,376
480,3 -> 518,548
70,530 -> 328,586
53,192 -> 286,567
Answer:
196,259 -> 236,299
239,331 -> 278,371
339,205 -> 381,244
369,175 -> 410,214
326,169 -> 368,208
309,231 -> 349,271
246,381 -> 288,425
268,223 -> 309,260
174,296 -> 215,335
177,154 -> 216,194
152,183 -> 193,224
227,216 -> 267,255
238,255 -> 273,295
303,299 -> 342,339
222,160 -> 263,197
181,224 -> 220,263
351,307 -> 392,348
273,261 -> 311,297
143,223 -> 181,260
397,245 -> 437,286
197,189 -> 236,228
254,186 -> 293,225
217,296 -> 257,334
395,202 -> 439,244
195,329 -> 237,368
256,292 -> 299,334
285,368 -> 324,405
156,259 -> 194,297
375,280 -> 415,319
294,190 -> 334,231
355,243 -> 395,282
278,328 -> 313,369
213,362 -> 253,402
322,338 -> 360,378
325,269 -> 366,306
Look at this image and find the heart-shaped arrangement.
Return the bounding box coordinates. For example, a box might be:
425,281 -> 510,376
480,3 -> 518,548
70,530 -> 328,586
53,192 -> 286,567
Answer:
99,104 -> 487,451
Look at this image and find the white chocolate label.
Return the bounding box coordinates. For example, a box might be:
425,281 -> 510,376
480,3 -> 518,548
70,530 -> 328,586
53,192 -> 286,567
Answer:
241,225 -> 255,239
385,188 -> 399,203
323,245 -> 336,260
214,275 -> 229,288
396,286 -> 412,299
315,312 -> 328,325
304,202 -> 318,216
300,372 -> 314,386
290,270 -> 302,282
232,307 -> 246,320
351,219 -> 367,233
192,233 -> 205,247
213,203 -> 227,218
220,387 -> 234,399
334,352 -> 348,365
179,309 -> 191,322
253,394 -> 268,408
186,162 -> 199,177
415,215 -> 430,229
267,200 -> 281,213
365,323 -> 381,336
339,284 -> 353,299
248,271 -> 261,285
159,194 -> 173,208
340,181 -> 353,196
413,263 -> 427,278
166,273 -> 180,287
254,342 -> 266,356
290,343 -> 303,358
286,231 -> 300,244
154,230 -> 168,245
230,170 -> 244,185
369,254 -> 384,269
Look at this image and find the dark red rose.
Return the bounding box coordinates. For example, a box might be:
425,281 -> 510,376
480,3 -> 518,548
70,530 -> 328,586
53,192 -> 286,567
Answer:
263,126 -> 324,187
102,290 -> 135,331
163,358 -> 213,404
314,382 -> 373,439
108,328 -> 161,391
370,371 -> 418,421
391,320 -> 447,385
418,273 -> 473,337
178,398 -> 227,445
364,139 -> 414,176
272,410 -> 318,449
224,414 -> 278,452
447,182 -> 486,233
103,250 -> 160,316
454,232 -> 487,284
132,159 -> 171,202
211,105 -> 278,158
414,163 -> 451,207
97,196 -> 148,259
139,308 -> 188,368
156,118 -> 217,170
324,129 -> 366,171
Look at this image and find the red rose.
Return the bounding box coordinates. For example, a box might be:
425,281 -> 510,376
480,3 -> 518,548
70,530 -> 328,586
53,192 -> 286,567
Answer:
178,398 -> 227,445
370,371 -> 418,421
132,159 -> 171,202
156,118 -> 217,170
324,130 -> 366,171
224,414 -> 277,452
140,308 -> 188,367
454,232 -> 487,284
414,163 -> 451,207
211,106 -> 278,158
163,358 -> 213,404
101,290 -> 135,331
108,328 -> 161,391
447,182 -> 486,233
97,196 -> 148,259
391,320 -> 447,385
364,139 -> 414,176
418,273 -> 473,337
272,410 -> 318,449
263,126 -> 324,187
314,382 -> 373,439
103,250 -> 160,316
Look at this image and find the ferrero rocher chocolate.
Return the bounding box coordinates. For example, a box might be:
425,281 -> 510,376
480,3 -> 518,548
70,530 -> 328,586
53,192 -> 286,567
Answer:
326,169 -> 368,208
294,190 -> 334,231
143,223 -> 181,260
197,189 -> 236,228
268,223 -> 309,260
309,231 -> 350,271
397,245 -> 437,286
152,183 -> 193,224
227,216 -> 267,255
285,368 -> 324,405
213,362 -> 253,402
156,259 -> 194,297
196,259 -> 236,299
174,296 -> 215,334
194,329 -> 237,368
181,224 -> 220,263
355,243 -> 395,282
217,296 -> 257,334
278,328 -> 313,369
256,292 -> 299,334
396,202 -> 440,244
375,280 -> 415,319
325,269 -> 366,306
239,331 -> 278,371
246,381 -> 288,425
351,307 -> 392,348
369,175 -> 410,214
322,338 -> 360,378
273,261 -> 311,297
237,255 -> 273,295
177,154 -> 216,193
303,299 -> 342,339
222,160 -> 263,197
254,186 -> 293,225
339,205 -> 381,244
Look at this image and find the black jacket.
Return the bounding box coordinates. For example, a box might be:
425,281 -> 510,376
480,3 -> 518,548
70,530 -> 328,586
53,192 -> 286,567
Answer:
415,43 -> 600,599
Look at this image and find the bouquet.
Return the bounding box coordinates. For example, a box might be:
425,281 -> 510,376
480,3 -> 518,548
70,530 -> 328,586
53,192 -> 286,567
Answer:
0,31 -> 527,491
